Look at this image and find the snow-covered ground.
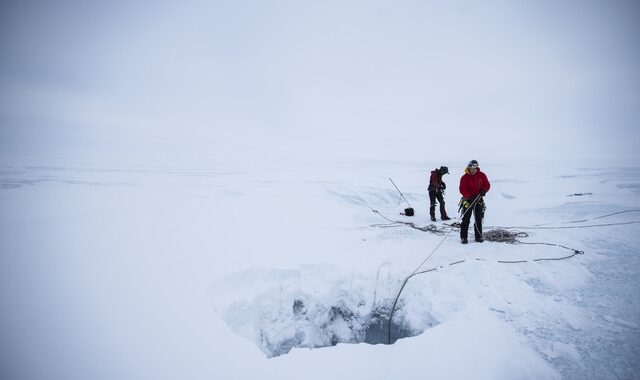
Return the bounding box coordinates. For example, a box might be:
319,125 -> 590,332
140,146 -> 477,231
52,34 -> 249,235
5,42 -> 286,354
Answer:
1,158 -> 639,379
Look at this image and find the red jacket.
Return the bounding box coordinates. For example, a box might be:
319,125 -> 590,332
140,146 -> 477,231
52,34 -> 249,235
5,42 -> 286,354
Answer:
459,169 -> 490,199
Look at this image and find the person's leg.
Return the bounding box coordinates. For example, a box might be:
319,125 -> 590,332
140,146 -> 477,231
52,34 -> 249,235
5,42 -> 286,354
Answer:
473,202 -> 484,242
436,191 -> 449,220
460,205 -> 473,243
428,190 -> 437,221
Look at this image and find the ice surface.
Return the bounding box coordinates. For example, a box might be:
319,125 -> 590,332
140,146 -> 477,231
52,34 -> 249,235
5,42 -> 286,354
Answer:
1,160 -> 639,379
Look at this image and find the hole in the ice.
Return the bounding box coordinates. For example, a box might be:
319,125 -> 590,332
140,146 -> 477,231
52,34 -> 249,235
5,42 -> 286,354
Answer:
210,267 -> 440,358
252,299 -> 438,358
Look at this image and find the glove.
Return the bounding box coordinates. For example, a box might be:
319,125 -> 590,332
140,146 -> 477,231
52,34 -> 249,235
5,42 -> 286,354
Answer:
458,198 -> 470,213
480,191 -> 486,197
441,182 -> 446,190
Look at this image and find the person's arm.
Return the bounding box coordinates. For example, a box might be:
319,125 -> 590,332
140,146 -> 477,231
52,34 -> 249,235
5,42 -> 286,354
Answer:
483,173 -> 491,194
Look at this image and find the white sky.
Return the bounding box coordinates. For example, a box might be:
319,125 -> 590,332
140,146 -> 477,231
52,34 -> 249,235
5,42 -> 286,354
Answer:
1,0 -> 639,163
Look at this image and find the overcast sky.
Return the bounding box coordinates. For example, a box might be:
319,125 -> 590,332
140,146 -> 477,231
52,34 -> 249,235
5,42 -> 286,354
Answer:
1,0 -> 639,163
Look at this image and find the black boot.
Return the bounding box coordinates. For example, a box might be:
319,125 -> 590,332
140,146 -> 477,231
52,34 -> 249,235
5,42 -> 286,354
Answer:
440,205 -> 450,221
430,206 -> 436,222
461,237 -> 468,244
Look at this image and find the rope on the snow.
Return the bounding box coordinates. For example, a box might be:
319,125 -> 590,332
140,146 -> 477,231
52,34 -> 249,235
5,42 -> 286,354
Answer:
482,229 -> 529,243
386,195 -> 483,344
383,243 -> 585,342
592,209 -> 640,220
429,251 -> 584,270
414,251 -> 585,271
533,209 -> 640,225
489,208 -> 640,229
441,226 -> 584,255
371,208 -> 640,232
371,213 -> 589,254
369,208 -> 448,235
533,251 -> 583,261
384,248 -> 584,340
480,229 -> 583,254
372,209 -> 635,253
376,207 -> 639,343
487,221 -> 640,230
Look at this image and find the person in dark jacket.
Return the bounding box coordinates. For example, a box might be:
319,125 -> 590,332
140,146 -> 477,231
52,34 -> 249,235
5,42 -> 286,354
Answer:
458,159 -> 491,244
428,166 -> 450,222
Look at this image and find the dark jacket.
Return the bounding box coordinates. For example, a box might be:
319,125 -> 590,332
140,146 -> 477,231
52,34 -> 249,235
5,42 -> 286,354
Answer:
459,169 -> 490,199
428,169 -> 446,192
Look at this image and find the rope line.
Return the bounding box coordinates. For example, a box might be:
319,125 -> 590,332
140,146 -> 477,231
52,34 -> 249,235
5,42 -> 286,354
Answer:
385,194 -> 482,344
369,208 -> 448,235
487,221 -> 640,230
388,178 -> 413,208
592,209 -> 640,219
374,206 -> 640,343
397,248 -> 584,288
532,209 -> 640,226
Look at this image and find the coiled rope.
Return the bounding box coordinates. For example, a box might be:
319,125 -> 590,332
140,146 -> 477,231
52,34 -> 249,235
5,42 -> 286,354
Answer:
482,229 -> 529,243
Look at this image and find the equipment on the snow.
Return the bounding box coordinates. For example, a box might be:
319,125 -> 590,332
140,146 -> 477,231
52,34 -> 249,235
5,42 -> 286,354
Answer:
568,193 -> 593,197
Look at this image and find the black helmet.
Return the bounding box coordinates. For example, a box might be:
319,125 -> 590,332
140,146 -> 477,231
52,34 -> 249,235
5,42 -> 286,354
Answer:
467,160 -> 479,169
439,166 -> 449,175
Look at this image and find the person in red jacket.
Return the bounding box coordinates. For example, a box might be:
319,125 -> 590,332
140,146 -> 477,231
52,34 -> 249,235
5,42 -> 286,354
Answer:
428,166 -> 450,221
458,159 -> 491,244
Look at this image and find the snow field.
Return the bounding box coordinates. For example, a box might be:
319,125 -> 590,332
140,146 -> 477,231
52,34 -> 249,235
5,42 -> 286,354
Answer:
1,160 -> 638,379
